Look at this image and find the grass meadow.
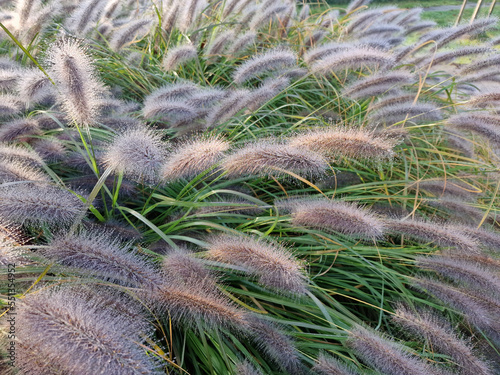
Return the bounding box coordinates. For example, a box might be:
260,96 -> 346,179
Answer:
0,0 -> 499,374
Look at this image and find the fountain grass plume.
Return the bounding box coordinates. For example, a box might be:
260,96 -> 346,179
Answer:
109,19 -> 152,51
104,125 -> 167,184
227,31 -> 256,57
310,47 -> 394,75
0,68 -> 20,90
278,198 -> 385,239
426,198 -> 486,225
15,286 -> 161,374
43,229 -> 162,288
347,325 -> 438,375
449,113 -> 500,128
221,0 -> 241,19
313,353 -> 360,375
0,160 -> 48,184
206,234 -> 307,294
248,317 -> 303,374
414,277 -> 500,343
153,276 -> 249,330
385,218 -> 479,252
47,38 -> 105,129
447,112 -> 500,146
393,303 -> 493,375
466,92 -> 500,108
162,248 -> 215,285
346,0 -> 372,14
298,4 -> 309,21
186,87 -> 227,107
367,101 -> 442,125
343,71 -> 413,100
162,1 -> 179,33
178,0 -> 207,32
459,226 -> 500,252
358,24 -> 404,38
232,48 -> 296,84
162,43 -> 198,71
205,88 -> 251,127
65,0 -> 107,36
0,94 -> 22,117
410,179 -> 479,201
162,136 -> 229,181
249,3 -> 289,31
303,42 -> 352,65
0,183 -> 85,226
416,255 -> 500,296
0,144 -> 43,166
418,46 -> 492,68
368,93 -> 417,112
236,361 -> 263,375
16,67 -> 54,104
288,127 -> 398,161
206,30 -> 235,57
461,54 -> 500,75
145,81 -> 199,103
437,18 -> 498,48
346,7 -> 396,34
142,98 -> 198,125
247,76 -> 290,111
222,140 -> 328,178
404,20 -> 436,35
0,118 -> 40,142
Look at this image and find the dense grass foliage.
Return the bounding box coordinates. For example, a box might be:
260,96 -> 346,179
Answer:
0,0 -> 499,374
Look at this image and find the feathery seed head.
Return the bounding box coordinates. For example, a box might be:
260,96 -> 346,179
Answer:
278,198 -> 385,238
413,277 -> 500,339
368,102 -> 442,126
153,277 -> 249,330
104,126 -> 166,184
236,361 -> 263,375
346,0 -> 372,14
248,317 -> 303,374
0,144 -> 43,166
314,353 -> 360,375
206,30 -> 235,57
232,48 -> 296,84
162,136 -> 229,181
410,179 -> 480,201
16,67 -> 55,105
162,43 -> 198,71
347,325 -> 437,375
44,230 -> 162,288
47,38 -> 105,128
385,218 -> 479,252
206,234 -> 307,294
0,159 -> 47,184
289,127 -> 398,161
310,47 -> 394,75
205,89 -> 251,128
0,94 -> 23,117
162,248 -> 214,285
342,71 -> 414,100
0,118 -> 40,142
416,255 -> 500,296
109,18 -> 152,51
222,141 -> 328,178
247,76 -> 290,111
65,0 -> 107,36
0,183 -> 85,226
227,31 -> 257,57
393,303 -> 493,375
15,287 -> 161,374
